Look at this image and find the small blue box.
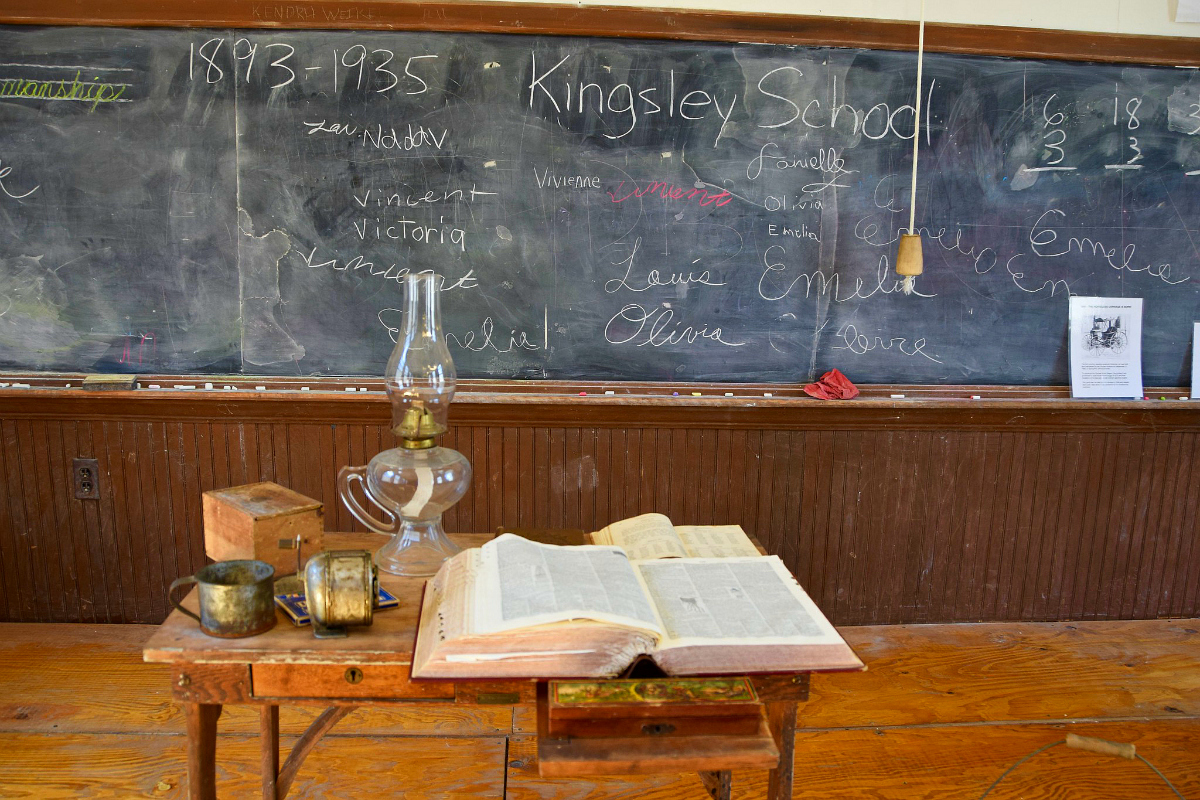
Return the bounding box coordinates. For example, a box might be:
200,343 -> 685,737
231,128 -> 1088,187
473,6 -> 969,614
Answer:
274,588 -> 400,626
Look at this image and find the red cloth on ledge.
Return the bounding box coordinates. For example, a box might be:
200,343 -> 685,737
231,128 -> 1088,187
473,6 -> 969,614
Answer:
803,369 -> 860,400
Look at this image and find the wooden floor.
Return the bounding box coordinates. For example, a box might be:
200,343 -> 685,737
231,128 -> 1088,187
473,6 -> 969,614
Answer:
0,620 -> 1196,799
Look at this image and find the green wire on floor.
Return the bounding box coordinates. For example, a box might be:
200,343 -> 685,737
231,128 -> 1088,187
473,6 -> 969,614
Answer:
978,735 -> 1186,799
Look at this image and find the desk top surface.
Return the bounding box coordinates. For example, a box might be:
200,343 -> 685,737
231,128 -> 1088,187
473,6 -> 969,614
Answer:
143,532 -> 491,666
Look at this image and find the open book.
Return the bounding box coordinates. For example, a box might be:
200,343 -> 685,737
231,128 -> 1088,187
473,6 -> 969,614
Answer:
412,533 -> 862,679
590,513 -> 764,560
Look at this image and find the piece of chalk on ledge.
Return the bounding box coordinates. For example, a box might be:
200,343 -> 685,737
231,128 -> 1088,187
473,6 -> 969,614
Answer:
605,390 -> 615,395
971,395 -> 982,400
673,391 -> 679,396
890,394 -> 906,399
224,386 -> 235,390
301,386 -> 310,391
83,374 -> 137,391
173,384 -> 196,389
724,392 -> 734,397
691,392 -> 702,397
148,384 -> 160,389
64,384 -> 71,388
12,383 -> 30,388
256,385 -> 267,391
764,392 -> 773,397
344,387 -> 355,392
1160,396 -> 1168,400
579,391 -> 587,396
204,382 -> 213,389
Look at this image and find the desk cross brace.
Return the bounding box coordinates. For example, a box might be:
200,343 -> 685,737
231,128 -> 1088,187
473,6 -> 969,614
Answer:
260,704 -> 357,800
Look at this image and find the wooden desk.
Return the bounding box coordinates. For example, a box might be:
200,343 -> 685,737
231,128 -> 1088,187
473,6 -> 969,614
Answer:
144,533 -> 815,800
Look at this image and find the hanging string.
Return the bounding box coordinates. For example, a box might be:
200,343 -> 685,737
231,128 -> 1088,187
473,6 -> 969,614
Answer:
907,0 -> 925,238
902,0 -> 927,295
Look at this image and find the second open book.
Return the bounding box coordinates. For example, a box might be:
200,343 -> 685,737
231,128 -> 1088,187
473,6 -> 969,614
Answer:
412,514 -> 862,679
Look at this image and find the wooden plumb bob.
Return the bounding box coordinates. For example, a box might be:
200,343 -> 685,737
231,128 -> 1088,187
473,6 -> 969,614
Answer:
895,234 -> 924,277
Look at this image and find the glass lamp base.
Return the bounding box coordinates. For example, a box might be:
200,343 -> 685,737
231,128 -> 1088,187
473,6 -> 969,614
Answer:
374,518 -> 462,577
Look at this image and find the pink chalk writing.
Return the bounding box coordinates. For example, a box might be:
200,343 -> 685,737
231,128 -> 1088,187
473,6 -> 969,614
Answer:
607,180 -> 733,208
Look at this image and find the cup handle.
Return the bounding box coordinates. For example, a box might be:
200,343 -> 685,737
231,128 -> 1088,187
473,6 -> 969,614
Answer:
168,576 -> 202,624
338,465 -> 401,535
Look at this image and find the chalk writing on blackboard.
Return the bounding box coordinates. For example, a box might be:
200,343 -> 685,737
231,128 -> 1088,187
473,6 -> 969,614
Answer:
0,26 -> 1196,385
0,156 -> 39,199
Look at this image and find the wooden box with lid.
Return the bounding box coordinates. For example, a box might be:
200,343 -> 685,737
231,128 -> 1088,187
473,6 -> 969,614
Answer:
202,482 -> 324,574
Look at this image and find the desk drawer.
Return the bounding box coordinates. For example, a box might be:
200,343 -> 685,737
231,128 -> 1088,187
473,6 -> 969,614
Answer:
545,677 -> 763,739
252,664 -> 455,699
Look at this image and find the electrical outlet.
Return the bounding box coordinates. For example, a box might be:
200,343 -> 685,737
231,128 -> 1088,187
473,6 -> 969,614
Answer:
73,458 -> 100,500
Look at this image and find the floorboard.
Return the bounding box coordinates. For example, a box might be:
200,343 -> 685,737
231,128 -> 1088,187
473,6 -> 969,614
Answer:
0,732 -> 506,799
0,620 -> 1196,798
509,721 -> 1200,800
0,624 -> 513,737
807,619 -> 1200,727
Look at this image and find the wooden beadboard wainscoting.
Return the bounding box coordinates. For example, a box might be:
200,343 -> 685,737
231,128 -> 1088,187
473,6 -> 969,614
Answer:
1,378 -> 1197,626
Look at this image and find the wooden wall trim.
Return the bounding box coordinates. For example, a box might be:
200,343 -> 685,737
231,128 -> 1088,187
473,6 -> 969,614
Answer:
2,400 -> 1197,625
1,386 -> 1198,432
0,1 -> 1197,67
2,376 -> 1196,625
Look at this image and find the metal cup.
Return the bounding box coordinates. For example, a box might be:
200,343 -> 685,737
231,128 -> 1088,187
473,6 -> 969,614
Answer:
168,560 -> 278,638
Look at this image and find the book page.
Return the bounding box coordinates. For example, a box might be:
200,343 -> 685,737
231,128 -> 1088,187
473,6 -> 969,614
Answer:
637,556 -> 846,649
592,513 -> 689,560
474,534 -> 664,638
674,525 -> 762,558
413,547 -> 481,671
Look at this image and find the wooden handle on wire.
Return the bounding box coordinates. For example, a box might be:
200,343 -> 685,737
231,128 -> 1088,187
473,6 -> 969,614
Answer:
1065,733 -> 1136,760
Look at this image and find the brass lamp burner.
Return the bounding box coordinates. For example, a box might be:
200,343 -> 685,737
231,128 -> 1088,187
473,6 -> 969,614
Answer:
394,405 -> 444,449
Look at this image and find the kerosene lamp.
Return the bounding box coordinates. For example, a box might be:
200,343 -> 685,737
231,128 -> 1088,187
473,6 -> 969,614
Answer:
338,273 -> 471,576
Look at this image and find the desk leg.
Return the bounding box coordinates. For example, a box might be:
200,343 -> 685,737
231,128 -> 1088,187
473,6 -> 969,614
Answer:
261,705 -> 280,800
765,700 -> 797,800
185,702 -> 222,800
698,770 -> 732,800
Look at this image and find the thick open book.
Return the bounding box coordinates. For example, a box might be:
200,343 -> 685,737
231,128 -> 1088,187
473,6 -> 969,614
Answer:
412,532 -> 862,679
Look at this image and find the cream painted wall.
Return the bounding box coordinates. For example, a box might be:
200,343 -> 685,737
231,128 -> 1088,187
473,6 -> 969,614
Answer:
510,0 -> 1200,38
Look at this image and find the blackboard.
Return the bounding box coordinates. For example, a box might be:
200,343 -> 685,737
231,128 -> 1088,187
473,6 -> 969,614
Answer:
0,25 -> 1197,384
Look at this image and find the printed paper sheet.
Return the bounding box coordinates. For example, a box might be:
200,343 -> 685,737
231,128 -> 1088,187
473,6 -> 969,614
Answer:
1192,323 -> 1199,399
1069,296 -> 1144,398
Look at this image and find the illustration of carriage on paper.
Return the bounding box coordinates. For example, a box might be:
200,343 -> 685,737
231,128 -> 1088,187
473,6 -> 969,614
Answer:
1084,315 -> 1127,354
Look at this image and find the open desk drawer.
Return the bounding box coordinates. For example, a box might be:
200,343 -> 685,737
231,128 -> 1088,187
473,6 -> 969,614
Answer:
536,678 -> 780,777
